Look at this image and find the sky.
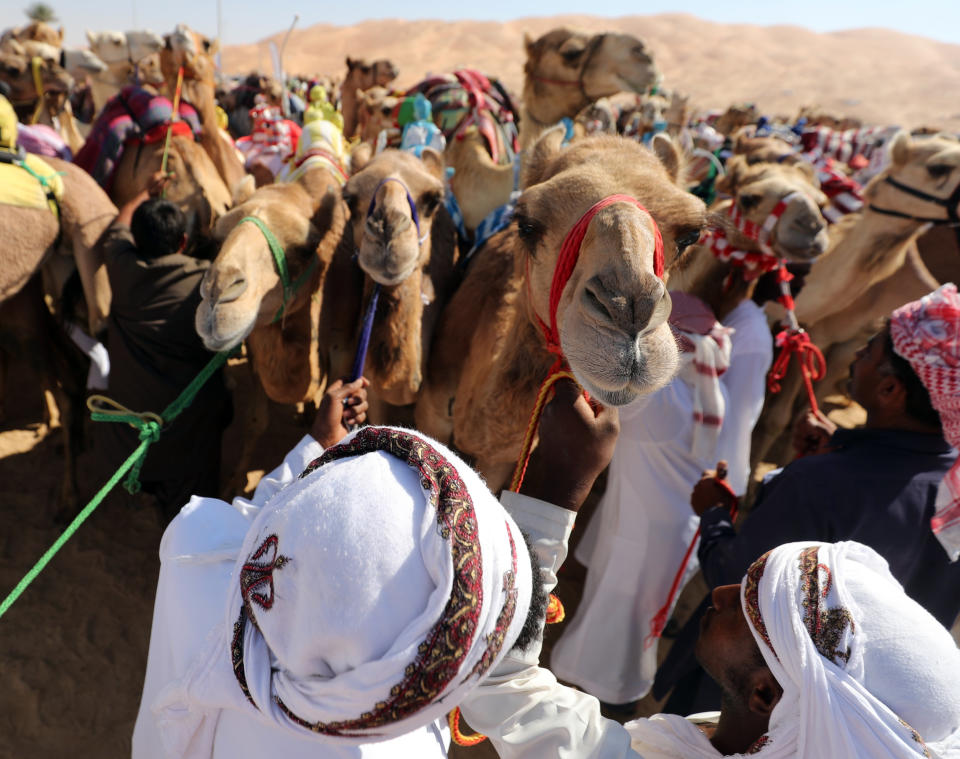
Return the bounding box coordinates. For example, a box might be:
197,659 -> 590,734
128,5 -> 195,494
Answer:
10,0 -> 960,48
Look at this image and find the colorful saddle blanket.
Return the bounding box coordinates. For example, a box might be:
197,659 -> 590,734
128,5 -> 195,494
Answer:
407,69 -> 520,166
0,148 -> 64,217
74,87 -> 201,189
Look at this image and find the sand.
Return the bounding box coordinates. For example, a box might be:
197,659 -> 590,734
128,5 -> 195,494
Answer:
222,13 -> 960,132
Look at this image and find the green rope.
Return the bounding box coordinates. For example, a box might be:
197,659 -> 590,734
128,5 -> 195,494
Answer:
239,216 -> 292,316
0,348 -> 232,622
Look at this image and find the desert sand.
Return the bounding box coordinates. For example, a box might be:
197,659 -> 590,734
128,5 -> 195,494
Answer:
222,14 -> 960,132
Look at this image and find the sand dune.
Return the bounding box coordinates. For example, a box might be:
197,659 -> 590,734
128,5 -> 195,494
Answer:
221,14 -> 960,131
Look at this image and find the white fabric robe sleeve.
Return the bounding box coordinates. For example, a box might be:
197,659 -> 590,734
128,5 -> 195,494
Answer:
458,492 -> 643,758
132,435 -> 324,758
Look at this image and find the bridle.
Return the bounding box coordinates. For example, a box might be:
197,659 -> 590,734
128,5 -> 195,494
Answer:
530,33 -> 608,109
365,177 -> 427,246
868,175 -> 960,249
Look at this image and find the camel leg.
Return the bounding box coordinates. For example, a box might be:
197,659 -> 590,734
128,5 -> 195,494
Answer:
226,362 -> 271,498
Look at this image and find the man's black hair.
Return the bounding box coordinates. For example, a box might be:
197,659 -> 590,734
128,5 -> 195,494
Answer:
882,330 -> 942,430
131,199 -> 187,259
511,530 -> 549,653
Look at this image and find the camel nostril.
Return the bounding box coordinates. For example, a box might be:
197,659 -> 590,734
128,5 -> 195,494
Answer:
583,285 -> 612,322
217,276 -> 247,304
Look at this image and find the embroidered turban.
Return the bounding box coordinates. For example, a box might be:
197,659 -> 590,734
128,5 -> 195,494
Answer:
890,283 -> 960,560
154,426 -> 532,755
742,541 -> 960,758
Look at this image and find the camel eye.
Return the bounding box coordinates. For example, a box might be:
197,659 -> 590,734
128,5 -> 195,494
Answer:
676,228 -> 702,256
419,191 -> 440,216
927,164 -> 952,179
739,194 -> 761,211
632,45 -> 650,61
560,47 -> 585,65
515,215 -> 544,246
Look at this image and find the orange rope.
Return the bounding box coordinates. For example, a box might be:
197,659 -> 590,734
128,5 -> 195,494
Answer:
448,706 -> 488,747
509,369 -> 577,492
546,592 -> 565,624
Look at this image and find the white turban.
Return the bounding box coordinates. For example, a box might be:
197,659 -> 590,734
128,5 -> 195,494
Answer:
743,541 -> 960,758
628,542 -> 960,758
153,426 -> 532,757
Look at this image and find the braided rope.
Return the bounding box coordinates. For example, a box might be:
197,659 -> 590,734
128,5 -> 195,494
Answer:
509,370 -> 577,492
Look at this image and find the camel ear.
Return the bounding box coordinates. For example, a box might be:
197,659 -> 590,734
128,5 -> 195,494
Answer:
346,56 -> 356,70
86,29 -> 96,46
419,148 -> 445,180
716,155 -> 748,195
350,141 -> 373,173
651,133 -> 683,183
205,37 -> 219,57
212,205 -> 250,241
889,130 -> 911,168
522,125 -> 565,188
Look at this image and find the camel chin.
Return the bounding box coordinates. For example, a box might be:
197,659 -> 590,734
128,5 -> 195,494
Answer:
563,321 -> 680,408
195,299 -> 258,352
357,248 -> 419,288
776,226 -> 830,263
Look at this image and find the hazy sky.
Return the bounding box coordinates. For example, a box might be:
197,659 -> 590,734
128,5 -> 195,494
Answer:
16,0 -> 960,48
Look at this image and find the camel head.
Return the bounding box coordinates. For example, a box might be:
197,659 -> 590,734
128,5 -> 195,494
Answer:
713,103 -> 759,136
356,86 -> 400,144
0,46 -> 73,113
343,148 -> 445,287
345,57 -> 398,89
162,24 -> 218,106
523,28 -> 660,124
733,132 -> 800,166
717,156 -> 829,261
61,48 -> 107,78
85,30 -> 129,65
515,131 -> 706,406
196,191 -> 337,351
3,21 -> 63,49
126,30 -> 165,63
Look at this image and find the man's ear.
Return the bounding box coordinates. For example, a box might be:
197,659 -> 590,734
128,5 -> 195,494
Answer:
877,372 -> 906,410
747,669 -> 782,718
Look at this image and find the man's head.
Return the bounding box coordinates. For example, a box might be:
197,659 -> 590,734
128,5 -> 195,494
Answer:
696,541 -> 960,756
156,426 -> 539,751
130,198 -> 187,259
846,322 -> 941,431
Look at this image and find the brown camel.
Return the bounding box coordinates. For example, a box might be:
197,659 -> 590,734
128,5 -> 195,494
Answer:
751,132 -> 960,467
341,57 -> 399,139
196,149 -> 457,490
712,103 -> 760,137
669,156 -> 829,321
1,157 -> 117,507
519,28 -> 661,149
355,86 -> 401,147
160,24 -> 250,200
415,132 -> 706,489
0,41 -> 84,153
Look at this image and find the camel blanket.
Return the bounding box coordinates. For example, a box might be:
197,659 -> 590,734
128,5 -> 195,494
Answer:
74,86 -> 201,190
0,150 -> 64,217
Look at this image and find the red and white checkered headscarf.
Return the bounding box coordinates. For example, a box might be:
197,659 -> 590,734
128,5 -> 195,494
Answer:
890,283 -> 960,561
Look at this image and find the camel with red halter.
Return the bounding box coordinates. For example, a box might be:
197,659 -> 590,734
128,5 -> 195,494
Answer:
340,56 -> 399,139
415,132 -> 706,490
751,132 -> 960,467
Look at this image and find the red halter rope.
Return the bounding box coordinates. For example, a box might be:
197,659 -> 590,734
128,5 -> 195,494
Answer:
511,194 -> 665,492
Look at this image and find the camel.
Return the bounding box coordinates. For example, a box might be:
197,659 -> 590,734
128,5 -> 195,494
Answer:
85,29 -> 165,116
668,156 -> 829,321
751,132 -> 960,467
519,28 -> 661,149
355,86 -> 401,147
160,24 -> 249,199
415,132 -> 706,489
0,40 -> 85,153
341,57 -> 399,138
1,155 -> 117,507
712,103 -> 760,136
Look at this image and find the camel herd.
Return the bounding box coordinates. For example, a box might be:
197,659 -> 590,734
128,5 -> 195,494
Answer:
2,18 -> 959,506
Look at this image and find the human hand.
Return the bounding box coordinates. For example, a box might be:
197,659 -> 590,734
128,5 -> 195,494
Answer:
792,409 -> 836,457
690,460 -> 737,517
520,378 -> 620,512
311,377 -> 370,449
146,170 -> 174,198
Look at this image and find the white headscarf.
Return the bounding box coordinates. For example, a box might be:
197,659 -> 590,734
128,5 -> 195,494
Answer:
628,541 -> 960,758
153,426 -> 532,757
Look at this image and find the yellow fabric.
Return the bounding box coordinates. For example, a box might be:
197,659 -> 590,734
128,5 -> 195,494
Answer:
279,118 -> 349,184
304,85 -> 344,132
0,153 -> 65,217
0,95 -> 17,150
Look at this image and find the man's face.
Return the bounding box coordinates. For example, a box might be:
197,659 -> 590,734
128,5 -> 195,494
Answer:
695,583 -> 765,698
847,324 -> 891,407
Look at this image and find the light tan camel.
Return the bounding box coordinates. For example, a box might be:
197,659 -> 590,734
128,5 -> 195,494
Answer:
712,103 -> 760,136
751,132 -> 960,466
668,156 -> 829,321
341,57 -> 399,139
85,29 -> 165,115
1,21 -> 64,48
520,28 -> 661,149
445,125 -> 517,233
355,86 -> 401,147
415,132 -> 706,489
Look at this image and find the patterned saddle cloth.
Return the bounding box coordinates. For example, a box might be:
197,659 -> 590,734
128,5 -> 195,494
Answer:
74,86 -> 201,189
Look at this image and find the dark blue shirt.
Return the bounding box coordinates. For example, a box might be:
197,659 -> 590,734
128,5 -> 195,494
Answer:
699,427 -> 960,627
